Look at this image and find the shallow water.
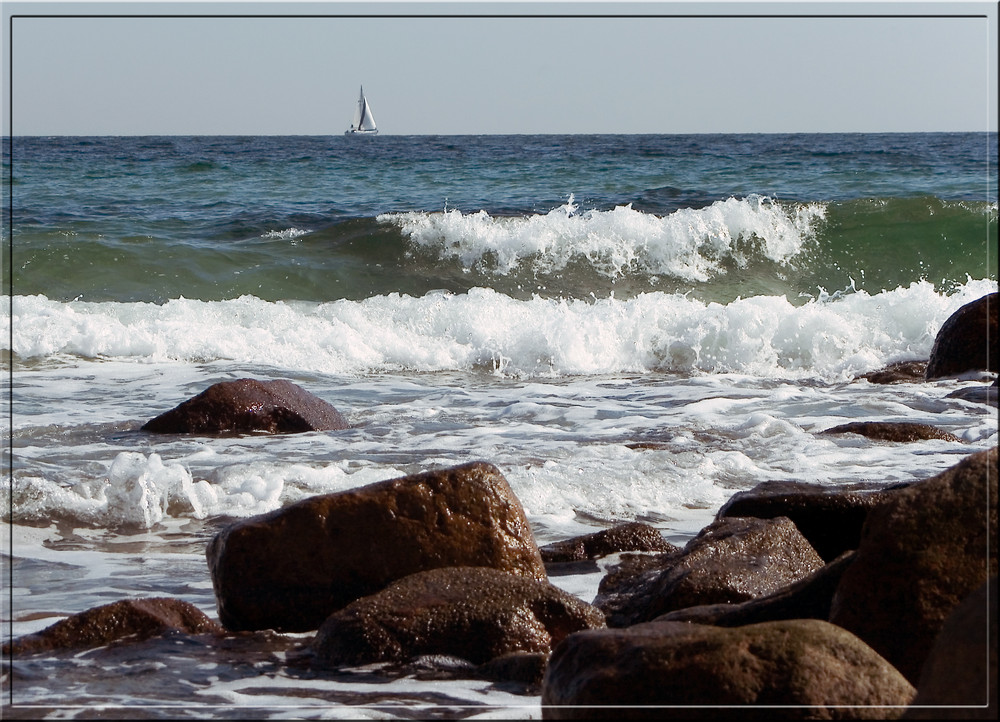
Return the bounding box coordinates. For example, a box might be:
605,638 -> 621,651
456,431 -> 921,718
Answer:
3,132 -> 997,717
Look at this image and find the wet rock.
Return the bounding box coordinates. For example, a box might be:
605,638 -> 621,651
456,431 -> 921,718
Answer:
2,597 -> 222,655
539,522 -> 677,563
903,576 -> 997,719
207,461 -> 547,633
925,292 -> 998,379
541,619 -> 916,719
476,651 -> 550,688
822,421 -> 962,443
594,516 -> 825,627
311,566 -> 605,667
830,447 -> 998,684
946,379 -> 998,407
141,378 -> 349,435
717,479 -> 904,561
859,360 -> 929,384
656,550 -> 856,627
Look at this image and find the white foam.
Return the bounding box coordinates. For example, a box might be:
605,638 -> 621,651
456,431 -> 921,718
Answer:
379,195 -> 826,280
5,452 -> 214,529
6,278 -> 996,380
3,447 -> 413,529
260,228 -> 311,241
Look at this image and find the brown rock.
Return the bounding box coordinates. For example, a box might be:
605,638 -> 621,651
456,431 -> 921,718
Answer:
594,516 -> 825,627
312,566 -> 605,667
539,522 -> 677,563
207,461 -> 547,632
903,576 -> 997,719
2,597 -> 222,655
657,550 -> 856,627
717,480 -> 904,562
476,651 -> 550,688
830,447 -> 998,685
541,619 -> 916,719
141,378 -> 349,434
822,421 -> 962,443
925,292 -> 999,379
860,360 -> 929,384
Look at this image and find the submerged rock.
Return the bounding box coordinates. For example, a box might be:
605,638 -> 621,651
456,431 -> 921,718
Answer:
541,619 -> 915,719
829,447 -> 998,685
859,360 -> 929,384
2,597 -> 222,655
141,378 -> 349,435
539,521 -> 677,563
312,566 -> 605,667
207,461 -> 547,633
821,421 -> 962,443
594,516 -> 824,627
925,292 -> 998,379
946,379 -> 998,407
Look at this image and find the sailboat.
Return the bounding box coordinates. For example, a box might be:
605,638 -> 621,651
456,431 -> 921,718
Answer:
345,86 -> 378,136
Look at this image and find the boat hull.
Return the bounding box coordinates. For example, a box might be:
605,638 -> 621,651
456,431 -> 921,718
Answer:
344,129 -> 378,136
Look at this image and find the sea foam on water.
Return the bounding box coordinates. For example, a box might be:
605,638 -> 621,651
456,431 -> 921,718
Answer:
6,277 -> 995,380
380,194 -> 827,280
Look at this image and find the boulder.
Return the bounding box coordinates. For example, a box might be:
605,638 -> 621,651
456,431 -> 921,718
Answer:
821,421 -> 962,443
656,551 -> 856,627
312,566 -> 605,667
541,619 -> 916,719
717,480 -> 905,562
925,292 -> 998,379
539,522 -> 677,563
594,516 -> 825,627
903,576 -> 997,719
141,378 -> 349,434
2,597 -> 222,655
859,360 -> 929,384
207,461 -> 547,632
829,447 -> 998,684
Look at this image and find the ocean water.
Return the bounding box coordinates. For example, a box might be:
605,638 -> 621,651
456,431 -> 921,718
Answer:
2,133 -> 998,718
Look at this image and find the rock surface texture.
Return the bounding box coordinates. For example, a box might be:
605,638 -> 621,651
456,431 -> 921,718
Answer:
312,566 -> 606,666
2,598 -> 222,655
903,576 -> 998,719
539,521 -> 676,563
656,551 -> 856,628
141,378 -> 350,434
541,619 -> 916,719
821,421 -> 962,444
716,480 -> 902,562
595,516 -> 825,627
925,292 -> 998,379
207,461 -> 547,632
829,447 -> 998,685
859,361 -> 929,384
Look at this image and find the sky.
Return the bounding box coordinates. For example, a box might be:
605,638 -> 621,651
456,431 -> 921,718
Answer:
2,1 -> 998,135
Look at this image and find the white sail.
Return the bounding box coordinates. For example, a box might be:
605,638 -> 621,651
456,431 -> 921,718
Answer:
347,86 -> 378,135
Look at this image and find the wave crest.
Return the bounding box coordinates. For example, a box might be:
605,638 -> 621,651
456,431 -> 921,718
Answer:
379,195 -> 826,282
7,278 -> 997,380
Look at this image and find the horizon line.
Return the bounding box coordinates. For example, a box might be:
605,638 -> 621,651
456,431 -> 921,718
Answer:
5,129 -> 998,138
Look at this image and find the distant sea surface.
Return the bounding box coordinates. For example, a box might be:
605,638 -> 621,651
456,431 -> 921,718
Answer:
3,133 -> 998,717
